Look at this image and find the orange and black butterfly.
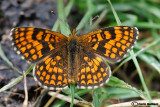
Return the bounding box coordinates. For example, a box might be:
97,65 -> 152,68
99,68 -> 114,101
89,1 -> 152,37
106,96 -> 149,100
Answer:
10,26 -> 138,90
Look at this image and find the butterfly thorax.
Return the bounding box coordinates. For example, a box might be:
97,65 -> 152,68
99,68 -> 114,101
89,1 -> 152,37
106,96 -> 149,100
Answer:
67,35 -> 79,83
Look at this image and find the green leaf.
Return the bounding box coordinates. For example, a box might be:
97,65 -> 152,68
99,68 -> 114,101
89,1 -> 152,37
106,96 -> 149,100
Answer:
103,87 -> 140,99
138,53 -> 160,73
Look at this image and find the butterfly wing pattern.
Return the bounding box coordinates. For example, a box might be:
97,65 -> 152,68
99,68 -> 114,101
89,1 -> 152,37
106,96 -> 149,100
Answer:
10,27 -> 69,90
10,26 -> 138,90
10,27 -> 68,63
77,49 -> 111,89
33,47 -> 69,90
79,26 -> 139,63
77,26 -> 138,89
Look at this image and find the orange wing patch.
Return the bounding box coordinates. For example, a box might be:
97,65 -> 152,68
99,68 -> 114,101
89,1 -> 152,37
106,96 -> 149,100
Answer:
10,27 -> 68,63
79,26 -> 138,63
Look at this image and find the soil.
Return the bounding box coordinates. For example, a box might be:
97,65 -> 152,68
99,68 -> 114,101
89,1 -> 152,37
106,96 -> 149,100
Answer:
0,0 -> 58,106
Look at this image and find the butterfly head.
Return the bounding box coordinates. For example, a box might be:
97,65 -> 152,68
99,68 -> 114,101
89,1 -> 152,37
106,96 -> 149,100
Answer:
71,29 -> 76,36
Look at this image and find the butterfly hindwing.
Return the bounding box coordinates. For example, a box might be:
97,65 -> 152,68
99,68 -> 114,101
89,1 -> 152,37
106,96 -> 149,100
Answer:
33,47 -> 69,90
10,27 -> 68,63
79,26 -> 139,63
77,49 -> 111,89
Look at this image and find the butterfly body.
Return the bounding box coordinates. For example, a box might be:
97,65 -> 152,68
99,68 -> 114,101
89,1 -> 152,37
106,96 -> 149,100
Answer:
67,33 -> 79,84
10,26 -> 138,90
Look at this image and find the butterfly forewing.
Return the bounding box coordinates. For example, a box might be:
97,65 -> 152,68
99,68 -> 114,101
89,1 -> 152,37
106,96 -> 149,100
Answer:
79,26 -> 138,63
10,27 -> 68,63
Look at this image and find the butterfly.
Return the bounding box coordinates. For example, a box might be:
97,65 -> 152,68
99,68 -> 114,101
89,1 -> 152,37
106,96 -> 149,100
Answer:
10,26 -> 138,90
